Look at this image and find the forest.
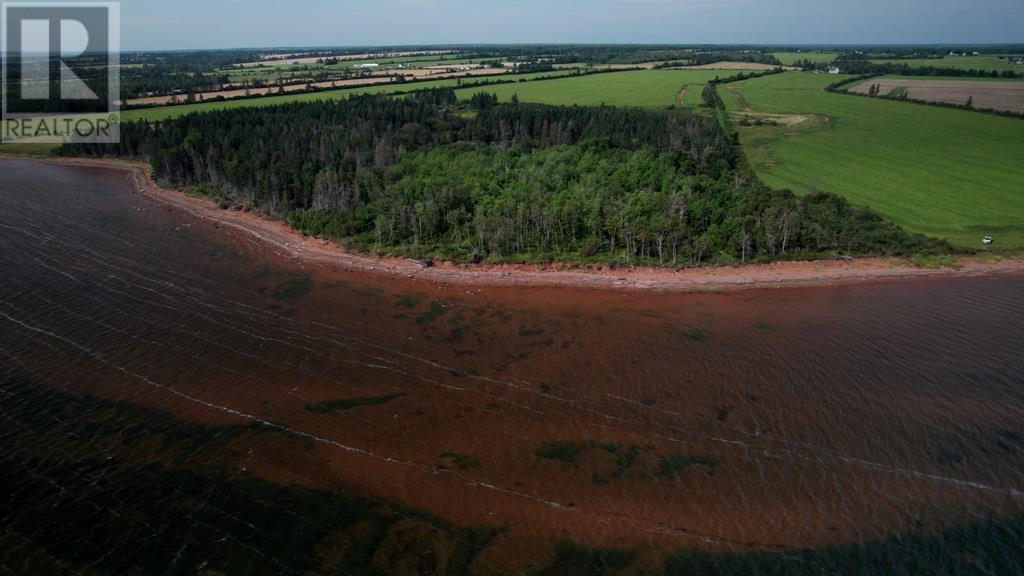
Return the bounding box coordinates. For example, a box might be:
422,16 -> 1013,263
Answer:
61,89 -> 949,265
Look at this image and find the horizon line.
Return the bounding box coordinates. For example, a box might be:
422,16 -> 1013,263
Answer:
2,42 -> 1023,55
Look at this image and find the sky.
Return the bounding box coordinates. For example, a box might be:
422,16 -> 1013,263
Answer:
116,0 -> 1023,51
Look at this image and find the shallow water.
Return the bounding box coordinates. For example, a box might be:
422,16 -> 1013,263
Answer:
1,160 -> 1023,575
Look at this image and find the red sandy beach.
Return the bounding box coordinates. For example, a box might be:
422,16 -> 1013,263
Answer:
8,156 -> 1024,292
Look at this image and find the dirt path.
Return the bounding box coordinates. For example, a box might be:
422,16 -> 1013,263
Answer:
724,85 -> 752,112
6,156 -> 1023,293
676,85 -> 688,106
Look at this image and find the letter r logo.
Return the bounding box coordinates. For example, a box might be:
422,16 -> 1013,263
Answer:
2,2 -> 119,102
18,16 -> 97,99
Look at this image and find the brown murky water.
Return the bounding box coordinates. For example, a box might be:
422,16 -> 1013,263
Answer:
2,160 -> 1023,575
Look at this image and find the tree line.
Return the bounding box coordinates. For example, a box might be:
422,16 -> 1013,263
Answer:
61,89 -> 949,264
799,56 -> 1021,79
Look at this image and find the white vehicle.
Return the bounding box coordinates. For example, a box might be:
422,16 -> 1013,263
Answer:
982,236 -> 994,245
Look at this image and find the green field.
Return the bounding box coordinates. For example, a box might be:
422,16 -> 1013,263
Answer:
871,56 -> 1023,74
721,72 -> 1024,247
772,52 -> 838,66
454,69 -> 727,108
0,142 -> 58,156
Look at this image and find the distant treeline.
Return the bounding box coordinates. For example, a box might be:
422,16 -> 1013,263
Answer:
61,89 -> 949,264
760,45 -> 1023,57
653,53 -> 783,70
797,55 -> 1022,79
118,49 -> 275,99
122,69 -> 230,101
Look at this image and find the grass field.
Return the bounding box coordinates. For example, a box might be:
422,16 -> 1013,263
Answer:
0,142 -> 58,156
721,72 -> 1024,247
772,52 -> 838,66
454,69 -> 727,108
871,56 -> 1023,74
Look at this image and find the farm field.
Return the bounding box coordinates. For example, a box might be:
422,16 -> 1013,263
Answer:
772,51 -> 838,65
875,75 -> 1024,83
218,55 -> 490,83
120,71 -> 581,122
722,72 -> 1024,246
871,55 -> 1023,74
124,67 -> 511,107
125,75 -> 414,106
680,61 -> 783,71
233,50 -> 453,68
849,78 -> 1024,113
120,81 -> 451,121
454,69 -> 727,108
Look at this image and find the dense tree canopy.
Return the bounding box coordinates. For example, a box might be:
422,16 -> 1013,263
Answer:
63,89 -> 948,264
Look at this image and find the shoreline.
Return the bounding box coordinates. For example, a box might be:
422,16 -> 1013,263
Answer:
7,155 -> 1024,292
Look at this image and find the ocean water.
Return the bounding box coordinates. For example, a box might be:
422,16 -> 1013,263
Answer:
1,160 -> 1023,575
